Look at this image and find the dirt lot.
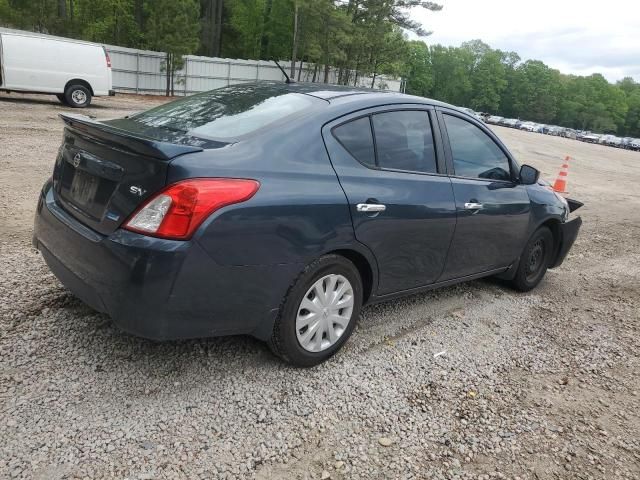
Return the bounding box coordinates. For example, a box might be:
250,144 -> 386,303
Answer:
1,92 -> 639,480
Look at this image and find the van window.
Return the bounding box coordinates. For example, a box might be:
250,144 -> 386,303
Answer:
332,117 -> 376,167
131,84 -> 320,139
371,111 -> 437,173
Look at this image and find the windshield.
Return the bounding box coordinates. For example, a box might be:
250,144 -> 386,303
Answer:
129,84 -> 320,139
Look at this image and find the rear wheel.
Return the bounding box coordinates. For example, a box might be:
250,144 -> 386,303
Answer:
64,84 -> 92,108
510,226 -> 554,291
268,254 -> 362,367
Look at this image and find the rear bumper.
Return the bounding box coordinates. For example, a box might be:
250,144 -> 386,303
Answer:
550,216 -> 582,268
33,183 -> 297,341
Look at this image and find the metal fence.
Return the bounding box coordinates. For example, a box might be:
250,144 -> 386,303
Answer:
0,28 -> 402,95
105,44 -> 402,95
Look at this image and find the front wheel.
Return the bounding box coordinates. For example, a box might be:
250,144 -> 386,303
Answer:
510,226 -> 554,292
269,254 -> 363,367
64,84 -> 92,108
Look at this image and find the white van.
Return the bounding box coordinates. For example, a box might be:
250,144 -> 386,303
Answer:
0,30 -> 113,107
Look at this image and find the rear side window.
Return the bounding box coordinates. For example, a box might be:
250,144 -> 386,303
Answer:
372,111 -> 437,173
332,117 -> 376,167
443,114 -> 512,181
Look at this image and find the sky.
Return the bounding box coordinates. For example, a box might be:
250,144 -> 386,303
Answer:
410,0 -> 640,82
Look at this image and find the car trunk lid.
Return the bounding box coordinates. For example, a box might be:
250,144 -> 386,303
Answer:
52,113 -> 208,236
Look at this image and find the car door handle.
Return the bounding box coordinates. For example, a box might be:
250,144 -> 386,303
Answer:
356,203 -> 386,213
464,202 -> 484,210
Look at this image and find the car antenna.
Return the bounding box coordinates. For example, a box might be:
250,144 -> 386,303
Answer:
272,58 -> 294,84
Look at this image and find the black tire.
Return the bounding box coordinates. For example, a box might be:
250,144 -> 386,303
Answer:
268,254 -> 363,367
64,84 -> 92,108
510,227 -> 554,292
56,94 -> 67,105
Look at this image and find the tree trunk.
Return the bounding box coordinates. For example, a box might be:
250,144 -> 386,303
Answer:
171,62 -> 175,96
58,0 -> 67,19
322,21 -> 330,83
213,0 -> 223,57
297,55 -> 304,81
165,53 -> 171,97
290,2 -> 299,78
341,45 -> 354,85
353,57 -> 360,87
370,56 -> 379,89
312,61 -> 318,83
200,0 -> 222,57
69,0 -> 75,20
135,0 -> 144,31
343,65 -> 352,85
113,4 -> 119,44
259,0 -> 273,59
296,23 -> 306,81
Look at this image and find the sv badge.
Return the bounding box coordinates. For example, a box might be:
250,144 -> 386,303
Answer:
129,185 -> 147,197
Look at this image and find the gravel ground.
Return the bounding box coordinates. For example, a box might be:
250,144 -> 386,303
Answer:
1,92 -> 639,480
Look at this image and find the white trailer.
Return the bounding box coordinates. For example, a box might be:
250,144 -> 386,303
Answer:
0,30 -> 114,107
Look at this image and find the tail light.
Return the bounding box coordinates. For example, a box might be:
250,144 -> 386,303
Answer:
103,47 -> 112,68
124,178 -> 260,240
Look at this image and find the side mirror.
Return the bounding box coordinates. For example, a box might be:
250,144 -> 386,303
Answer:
519,164 -> 540,185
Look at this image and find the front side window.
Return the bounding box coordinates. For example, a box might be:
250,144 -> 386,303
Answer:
443,114 -> 512,181
372,111 -> 437,173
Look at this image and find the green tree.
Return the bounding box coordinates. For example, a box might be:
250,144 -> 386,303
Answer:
459,40 -> 507,112
621,87 -> 640,136
145,0 -> 200,95
404,40 -> 432,96
510,60 -> 561,122
430,44 -> 472,105
76,0 -> 140,47
225,0 -> 266,59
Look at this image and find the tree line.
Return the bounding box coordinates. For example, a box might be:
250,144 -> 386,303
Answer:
405,40 -> 640,136
0,0 -> 440,91
1,1 -> 638,135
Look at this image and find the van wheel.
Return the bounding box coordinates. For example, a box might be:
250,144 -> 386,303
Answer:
510,227 -> 554,292
56,94 -> 67,105
268,254 -> 362,367
64,84 -> 92,108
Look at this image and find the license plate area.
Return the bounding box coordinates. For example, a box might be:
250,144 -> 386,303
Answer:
70,169 -> 99,207
58,162 -> 117,221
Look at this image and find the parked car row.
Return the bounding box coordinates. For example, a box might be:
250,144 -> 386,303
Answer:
580,134 -> 640,150
479,113 -> 640,151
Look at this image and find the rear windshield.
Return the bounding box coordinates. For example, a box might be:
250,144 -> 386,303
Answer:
129,84 -> 320,139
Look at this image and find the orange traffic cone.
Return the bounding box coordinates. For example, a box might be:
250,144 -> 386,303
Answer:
552,156 -> 570,193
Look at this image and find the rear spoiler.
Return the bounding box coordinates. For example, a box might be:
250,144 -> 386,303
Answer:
59,113 -> 203,160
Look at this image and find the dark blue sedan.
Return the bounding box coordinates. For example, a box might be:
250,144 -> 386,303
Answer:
33,82 -> 582,366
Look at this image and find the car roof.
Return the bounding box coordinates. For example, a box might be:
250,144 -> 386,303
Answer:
256,81 -> 455,109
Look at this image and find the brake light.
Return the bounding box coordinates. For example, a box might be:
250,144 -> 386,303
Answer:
124,178 -> 260,240
103,47 -> 112,68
